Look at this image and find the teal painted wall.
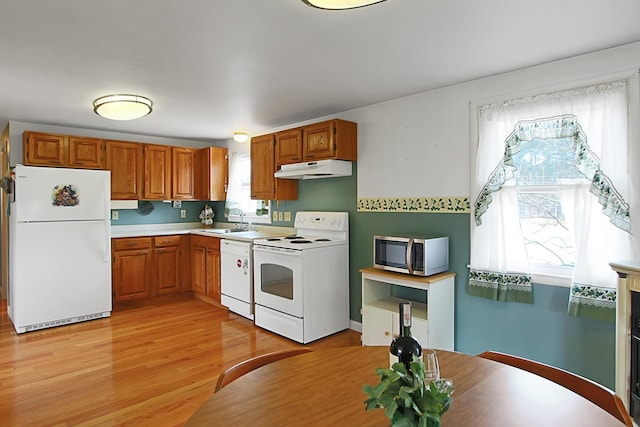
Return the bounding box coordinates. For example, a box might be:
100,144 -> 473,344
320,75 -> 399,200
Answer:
111,201 -> 210,225
140,163 -> 614,389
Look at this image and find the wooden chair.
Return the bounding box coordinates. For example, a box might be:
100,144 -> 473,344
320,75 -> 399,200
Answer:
478,351 -> 632,427
214,347 -> 312,393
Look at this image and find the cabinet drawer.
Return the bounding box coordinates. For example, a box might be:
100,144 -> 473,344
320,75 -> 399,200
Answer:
113,237 -> 152,251
191,235 -> 220,249
153,235 -> 182,247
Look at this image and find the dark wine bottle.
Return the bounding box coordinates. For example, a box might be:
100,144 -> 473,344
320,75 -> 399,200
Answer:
389,302 -> 422,369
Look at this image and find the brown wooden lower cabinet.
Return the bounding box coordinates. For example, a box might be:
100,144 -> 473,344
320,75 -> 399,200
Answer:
190,235 -> 221,304
112,237 -> 153,302
112,234 -> 191,303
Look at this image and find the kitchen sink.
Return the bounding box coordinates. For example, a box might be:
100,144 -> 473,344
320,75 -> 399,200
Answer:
199,228 -> 247,234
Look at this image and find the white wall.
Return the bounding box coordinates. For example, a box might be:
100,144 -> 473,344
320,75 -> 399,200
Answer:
335,41 -> 640,199
8,120 -> 225,166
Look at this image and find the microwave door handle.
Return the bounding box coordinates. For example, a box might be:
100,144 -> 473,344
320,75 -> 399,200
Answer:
406,238 -> 414,275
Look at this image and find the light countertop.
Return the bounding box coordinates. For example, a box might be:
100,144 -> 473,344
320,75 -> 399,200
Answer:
111,222 -> 294,242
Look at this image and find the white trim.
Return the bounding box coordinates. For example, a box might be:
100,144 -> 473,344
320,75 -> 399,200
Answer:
531,272 -> 572,288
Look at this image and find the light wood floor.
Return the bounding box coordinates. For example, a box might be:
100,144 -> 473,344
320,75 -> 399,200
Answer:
0,295 -> 361,426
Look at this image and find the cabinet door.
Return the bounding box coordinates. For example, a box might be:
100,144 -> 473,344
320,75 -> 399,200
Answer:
275,128 -> 303,165
155,246 -> 181,295
172,147 -> 195,200
191,244 -> 207,294
113,248 -> 152,302
362,306 -> 395,346
144,144 -> 172,200
68,137 -> 104,169
106,140 -> 143,200
206,247 -> 221,302
154,235 -> 181,295
195,147 -> 228,201
23,132 -> 66,166
302,119 -> 357,161
303,121 -> 335,160
250,134 -> 276,200
250,134 -> 297,201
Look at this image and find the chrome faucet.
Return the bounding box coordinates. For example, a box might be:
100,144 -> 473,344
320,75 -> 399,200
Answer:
236,212 -> 249,231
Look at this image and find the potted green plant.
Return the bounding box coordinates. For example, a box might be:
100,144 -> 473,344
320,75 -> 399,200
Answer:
363,356 -> 454,427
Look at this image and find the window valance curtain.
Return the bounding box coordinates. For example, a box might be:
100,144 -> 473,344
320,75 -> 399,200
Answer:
470,79 -> 636,321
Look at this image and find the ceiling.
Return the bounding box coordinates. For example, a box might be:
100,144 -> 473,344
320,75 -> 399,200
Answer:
1,0 -> 640,143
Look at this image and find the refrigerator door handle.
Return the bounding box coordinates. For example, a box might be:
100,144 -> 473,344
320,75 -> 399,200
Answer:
104,220 -> 110,263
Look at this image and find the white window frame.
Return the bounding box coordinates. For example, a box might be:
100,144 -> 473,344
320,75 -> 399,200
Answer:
226,151 -> 271,225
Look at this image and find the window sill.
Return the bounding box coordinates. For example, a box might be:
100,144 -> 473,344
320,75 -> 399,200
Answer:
228,214 -> 271,225
531,272 -> 572,288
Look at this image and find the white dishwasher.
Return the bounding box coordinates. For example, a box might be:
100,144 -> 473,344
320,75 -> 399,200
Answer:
220,239 -> 253,320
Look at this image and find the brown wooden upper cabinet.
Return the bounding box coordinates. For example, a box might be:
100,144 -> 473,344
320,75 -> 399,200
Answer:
302,119 -> 357,161
23,131 -> 105,169
250,133 -> 298,201
143,144 -> 172,200
272,119 -> 357,167
195,146 -> 228,201
275,128 -> 303,166
106,140 -> 143,200
172,147 -> 195,200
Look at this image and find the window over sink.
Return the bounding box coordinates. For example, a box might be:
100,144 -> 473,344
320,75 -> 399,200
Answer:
225,151 -> 271,225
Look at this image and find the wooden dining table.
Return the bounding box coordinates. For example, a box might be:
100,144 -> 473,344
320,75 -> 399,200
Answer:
186,346 -> 624,426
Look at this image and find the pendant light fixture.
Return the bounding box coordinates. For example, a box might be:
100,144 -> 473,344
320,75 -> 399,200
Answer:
232,132 -> 249,143
93,94 -> 153,121
301,0 -> 387,9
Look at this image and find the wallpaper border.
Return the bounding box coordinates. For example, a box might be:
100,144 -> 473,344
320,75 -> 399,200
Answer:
357,197 -> 470,213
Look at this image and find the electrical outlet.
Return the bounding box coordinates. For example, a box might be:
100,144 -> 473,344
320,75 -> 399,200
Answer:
273,211 -> 278,221
284,211 -> 291,222
180,209 -> 187,218
278,211 -> 283,221
173,200 -> 182,208
111,211 -> 119,220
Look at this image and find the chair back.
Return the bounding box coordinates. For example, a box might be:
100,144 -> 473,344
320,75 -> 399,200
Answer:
479,351 -> 632,427
214,347 -> 312,392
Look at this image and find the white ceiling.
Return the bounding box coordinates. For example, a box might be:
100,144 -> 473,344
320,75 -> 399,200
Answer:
1,0 -> 640,143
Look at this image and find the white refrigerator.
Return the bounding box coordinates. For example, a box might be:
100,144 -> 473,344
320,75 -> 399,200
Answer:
8,165 -> 112,334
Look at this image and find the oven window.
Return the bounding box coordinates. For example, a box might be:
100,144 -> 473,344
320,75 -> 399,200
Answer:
260,263 -> 294,300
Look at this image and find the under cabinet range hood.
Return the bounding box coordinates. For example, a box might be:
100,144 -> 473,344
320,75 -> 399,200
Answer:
274,159 -> 352,179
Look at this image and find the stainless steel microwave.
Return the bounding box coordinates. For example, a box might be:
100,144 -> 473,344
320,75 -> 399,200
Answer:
373,235 -> 449,276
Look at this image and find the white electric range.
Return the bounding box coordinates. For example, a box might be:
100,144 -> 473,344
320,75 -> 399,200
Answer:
252,211 -> 350,343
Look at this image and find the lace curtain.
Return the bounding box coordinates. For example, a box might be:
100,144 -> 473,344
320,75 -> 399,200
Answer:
224,152 -> 267,222
470,79 -> 635,320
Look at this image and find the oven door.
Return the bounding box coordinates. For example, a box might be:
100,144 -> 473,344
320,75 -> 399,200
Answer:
253,245 -> 304,318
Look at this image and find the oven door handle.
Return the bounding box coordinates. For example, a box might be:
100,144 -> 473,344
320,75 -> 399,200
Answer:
253,246 -> 301,256
406,238 -> 414,275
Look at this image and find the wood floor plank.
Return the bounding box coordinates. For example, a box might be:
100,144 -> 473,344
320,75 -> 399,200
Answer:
0,297 -> 361,426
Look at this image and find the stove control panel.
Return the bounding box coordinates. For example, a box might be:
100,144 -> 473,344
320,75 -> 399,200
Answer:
294,211 -> 348,232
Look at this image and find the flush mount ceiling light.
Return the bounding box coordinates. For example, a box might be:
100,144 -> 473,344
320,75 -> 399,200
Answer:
301,0 -> 387,9
93,94 -> 153,121
233,131 -> 249,143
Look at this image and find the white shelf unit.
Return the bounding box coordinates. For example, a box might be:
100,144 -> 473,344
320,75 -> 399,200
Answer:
360,267 -> 455,351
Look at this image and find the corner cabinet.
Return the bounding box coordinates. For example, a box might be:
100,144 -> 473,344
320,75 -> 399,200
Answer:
191,235 -> 222,305
250,133 -> 297,201
360,267 -> 455,351
195,146 -> 228,201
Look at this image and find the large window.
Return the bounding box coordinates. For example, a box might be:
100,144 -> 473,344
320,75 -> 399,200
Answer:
225,152 -> 271,224
470,78 -> 636,321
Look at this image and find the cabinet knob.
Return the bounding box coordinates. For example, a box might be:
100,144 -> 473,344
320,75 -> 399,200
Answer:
128,242 -> 138,246
384,331 -> 390,336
